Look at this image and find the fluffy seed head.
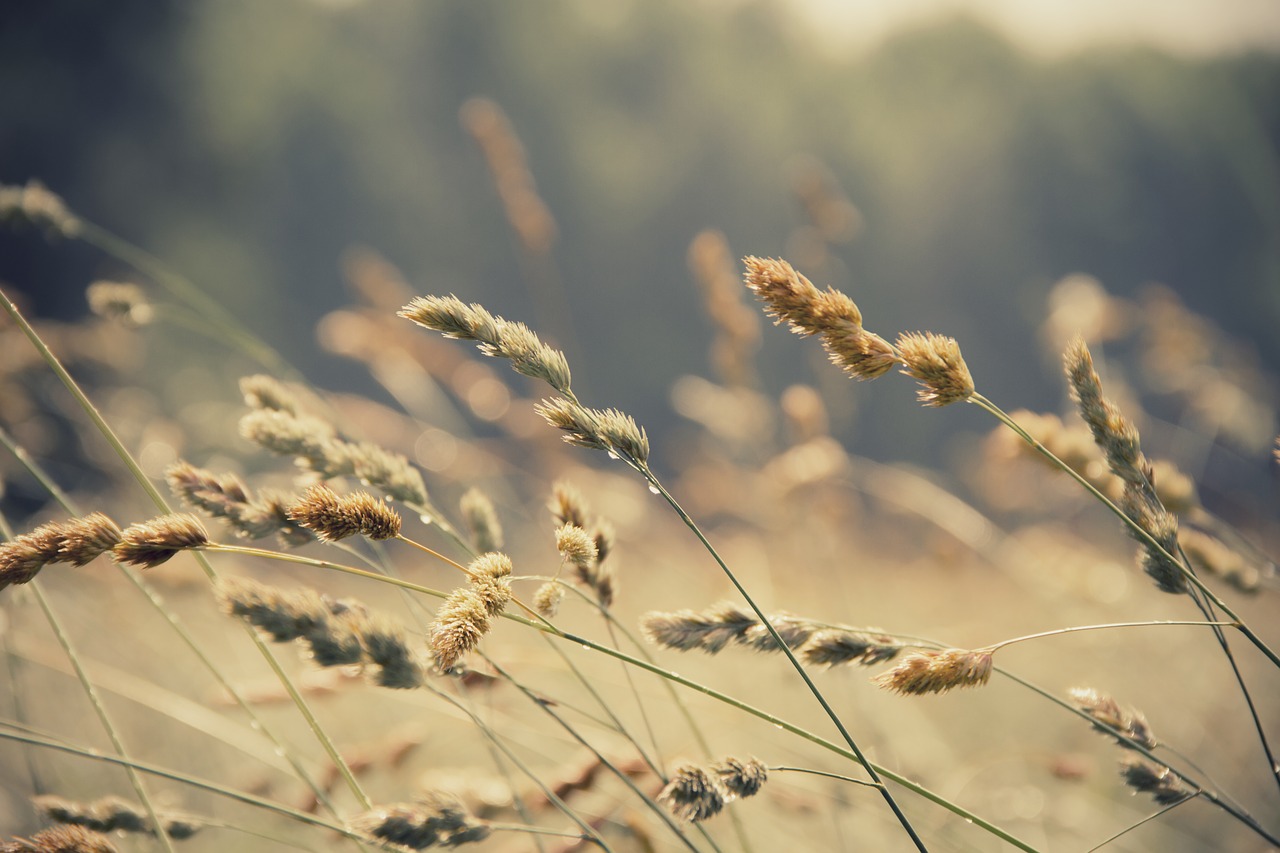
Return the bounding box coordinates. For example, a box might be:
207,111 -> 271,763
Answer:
895,331 -> 975,406
469,571 -> 513,619
0,824 -> 119,853
113,514 -> 208,568
0,522 -> 65,591
713,757 -> 768,799
555,523 -> 597,568
658,765 -> 726,823
533,581 -> 565,617
56,514 -> 122,567
430,588 -> 492,671
287,484 -> 402,542
872,648 -> 994,695
467,552 -> 513,579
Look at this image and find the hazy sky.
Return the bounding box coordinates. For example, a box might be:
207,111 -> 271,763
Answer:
786,0 -> 1280,56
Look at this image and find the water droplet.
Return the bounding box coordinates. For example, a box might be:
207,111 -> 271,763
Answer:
360,478 -> 371,486
647,484 -> 660,495
581,644 -> 591,651
774,724 -> 784,730
419,514 -> 435,526
607,451 -> 619,460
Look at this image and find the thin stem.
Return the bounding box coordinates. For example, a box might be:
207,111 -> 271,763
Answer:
0,289 -> 372,814
771,766 -> 883,789
29,583 -> 178,853
395,534 -> 471,574
986,620 -> 1235,652
1083,796 -> 1196,853
969,392 -> 1280,670
638,465 -> 931,853
203,540 -> 1041,851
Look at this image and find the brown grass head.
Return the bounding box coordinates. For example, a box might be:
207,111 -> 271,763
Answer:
287,484 -> 402,542
535,397 -> 650,464
658,764 -> 726,823
112,514 -> 208,568
349,791 -> 490,849
1,824 -> 118,853
1120,757 -> 1193,805
0,522 -> 65,591
872,648 -> 994,695
799,629 -> 902,667
56,513 -> 122,567
430,588 -> 492,672
712,756 -> 769,800
1069,687 -> 1157,750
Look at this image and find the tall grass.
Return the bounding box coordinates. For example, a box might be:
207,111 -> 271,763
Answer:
0,140 -> 1277,853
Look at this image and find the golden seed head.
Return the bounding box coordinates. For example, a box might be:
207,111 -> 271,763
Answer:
1064,337 -> 1143,483
459,487 -> 504,553
2,824 -> 119,853
469,571 -> 513,619
344,440 -> 429,506
113,514 -> 208,568
287,484 -> 402,542
56,513 -> 122,567
239,409 -> 343,472
467,552 -> 513,580
658,765 -> 726,823
555,523 -> 598,568
535,398 -> 650,464
0,523 -> 65,591
872,648 -> 994,695
430,588 -> 492,671
743,256 -> 859,333
1069,687 -> 1157,749
799,629 -> 902,668
895,331 -> 976,406
533,581 -> 565,617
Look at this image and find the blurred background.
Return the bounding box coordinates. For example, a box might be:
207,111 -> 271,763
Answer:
4,0 -> 1279,470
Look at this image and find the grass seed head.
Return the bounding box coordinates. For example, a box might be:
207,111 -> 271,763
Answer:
872,648 -> 994,695
712,757 -> 769,800
287,484 -> 402,542
658,765 -> 726,823
895,331 -> 976,406
459,488 -> 504,552
533,581 -> 565,617
1120,757 -> 1192,805
1,824 -> 118,853
113,514 -> 208,568
85,282 -> 153,327
430,588 -> 492,672
0,522 -> 65,591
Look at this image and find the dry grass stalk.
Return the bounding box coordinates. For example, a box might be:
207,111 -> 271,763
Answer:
1065,337 -> 1186,593
112,514 -> 208,569
32,795 -> 201,840
872,648 -> 994,695
459,97 -> 557,256
349,791 -> 491,849
287,484 -> 402,542
688,229 -> 761,387
0,825 -> 117,853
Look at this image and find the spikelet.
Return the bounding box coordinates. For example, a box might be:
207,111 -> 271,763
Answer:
459,488 -> 503,552
1069,687 -> 1157,750
355,614 -> 428,689
548,481 -> 590,529
0,523 -> 65,591
1119,757 -> 1193,805
641,602 -> 759,654
895,331 -> 975,407
430,588 -> 492,672
55,514 -> 122,567
166,460 -> 312,545
799,629 -> 902,667
398,296 -> 572,395
0,825 -> 117,853
32,795 -> 201,840
349,791 -> 491,849
871,648 -> 994,695
742,256 -> 900,381
287,484 -> 402,542
1065,338 -> 1186,594
712,757 -> 769,800
658,765 -> 725,823
240,374 -> 302,414
533,581 -> 565,617
535,398 -> 650,464
112,514 -> 208,568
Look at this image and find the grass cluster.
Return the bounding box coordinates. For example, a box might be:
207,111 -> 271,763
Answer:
0,111 -> 1277,853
